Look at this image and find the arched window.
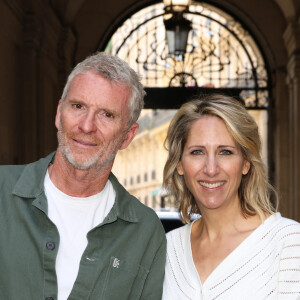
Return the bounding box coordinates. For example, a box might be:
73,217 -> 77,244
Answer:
105,2 -> 270,109
107,2 -> 270,210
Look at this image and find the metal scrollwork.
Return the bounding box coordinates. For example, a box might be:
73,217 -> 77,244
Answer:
106,3 -> 269,108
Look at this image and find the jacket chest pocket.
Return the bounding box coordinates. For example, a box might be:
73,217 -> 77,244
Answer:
101,256 -> 149,300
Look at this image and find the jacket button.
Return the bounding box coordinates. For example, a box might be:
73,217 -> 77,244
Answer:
46,241 -> 55,250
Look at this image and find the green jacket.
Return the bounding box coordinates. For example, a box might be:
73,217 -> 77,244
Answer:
0,152 -> 166,300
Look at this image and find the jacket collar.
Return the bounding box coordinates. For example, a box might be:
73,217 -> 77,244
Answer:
12,152 -> 54,199
12,152 -> 139,223
107,172 -> 139,223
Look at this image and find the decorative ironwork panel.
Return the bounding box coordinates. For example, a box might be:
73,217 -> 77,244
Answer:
105,3 -> 270,108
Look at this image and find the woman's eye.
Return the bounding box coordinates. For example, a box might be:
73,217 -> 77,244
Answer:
220,149 -> 232,155
191,150 -> 203,155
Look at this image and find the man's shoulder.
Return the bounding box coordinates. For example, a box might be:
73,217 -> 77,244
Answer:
126,193 -> 163,225
111,180 -> 165,239
0,164 -> 26,182
110,173 -> 163,224
0,164 -> 28,200
0,152 -> 54,191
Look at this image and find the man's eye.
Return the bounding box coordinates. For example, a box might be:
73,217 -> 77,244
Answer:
72,104 -> 82,109
104,112 -> 114,118
220,149 -> 232,155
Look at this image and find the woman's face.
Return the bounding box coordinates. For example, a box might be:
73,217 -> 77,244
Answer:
177,115 -> 250,213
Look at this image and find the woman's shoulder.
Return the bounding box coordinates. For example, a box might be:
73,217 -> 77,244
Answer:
263,212 -> 300,242
165,221 -> 197,256
273,212 -> 300,229
166,222 -> 192,240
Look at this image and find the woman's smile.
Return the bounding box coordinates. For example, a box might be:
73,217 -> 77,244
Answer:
199,181 -> 225,189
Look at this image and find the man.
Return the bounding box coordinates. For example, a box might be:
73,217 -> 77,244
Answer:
0,52 -> 166,300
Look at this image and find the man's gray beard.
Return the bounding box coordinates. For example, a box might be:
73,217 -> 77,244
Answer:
57,128 -> 116,171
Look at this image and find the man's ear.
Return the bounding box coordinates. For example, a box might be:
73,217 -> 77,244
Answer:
120,123 -> 139,150
55,100 -> 62,129
177,161 -> 184,176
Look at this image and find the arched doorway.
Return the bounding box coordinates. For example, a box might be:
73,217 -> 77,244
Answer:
104,1 -> 272,209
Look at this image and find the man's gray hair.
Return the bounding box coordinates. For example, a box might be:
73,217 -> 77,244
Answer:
61,52 -> 145,126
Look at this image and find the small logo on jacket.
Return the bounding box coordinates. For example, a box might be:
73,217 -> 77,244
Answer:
113,258 -> 120,268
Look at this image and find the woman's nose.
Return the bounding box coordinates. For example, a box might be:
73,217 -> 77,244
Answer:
203,155 -> 219,177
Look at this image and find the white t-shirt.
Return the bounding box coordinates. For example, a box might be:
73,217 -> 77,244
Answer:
44,171 -> 115,300
162,213 -> 300,299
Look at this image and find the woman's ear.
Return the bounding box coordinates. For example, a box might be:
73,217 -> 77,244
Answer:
177,161 -> 184,175
242,160 -> 250,175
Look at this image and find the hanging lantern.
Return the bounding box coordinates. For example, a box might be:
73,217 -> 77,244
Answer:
163,0 -> 191,12
163,0 -> 192,55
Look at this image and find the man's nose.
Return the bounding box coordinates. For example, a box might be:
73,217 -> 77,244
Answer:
78,112 -> 97,133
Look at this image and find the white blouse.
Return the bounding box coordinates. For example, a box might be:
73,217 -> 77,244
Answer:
162,213 -> 300,300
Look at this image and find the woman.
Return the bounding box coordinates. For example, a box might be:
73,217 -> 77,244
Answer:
162,94 -> 300,299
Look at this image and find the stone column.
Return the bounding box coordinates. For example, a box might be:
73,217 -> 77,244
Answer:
57,27 -> 76,95
19,13 -> 42,163
283,21 -> 300,221
19,5 -> 76,164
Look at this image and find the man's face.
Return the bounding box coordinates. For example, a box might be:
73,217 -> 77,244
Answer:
55,71 -> 138,171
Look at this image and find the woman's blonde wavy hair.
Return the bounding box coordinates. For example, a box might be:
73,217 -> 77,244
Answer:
163,94 -> 278,223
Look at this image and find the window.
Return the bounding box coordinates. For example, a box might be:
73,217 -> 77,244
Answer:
152,170 -> 156,180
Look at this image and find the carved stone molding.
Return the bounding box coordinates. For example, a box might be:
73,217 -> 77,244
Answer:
283,21 -> 300,57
